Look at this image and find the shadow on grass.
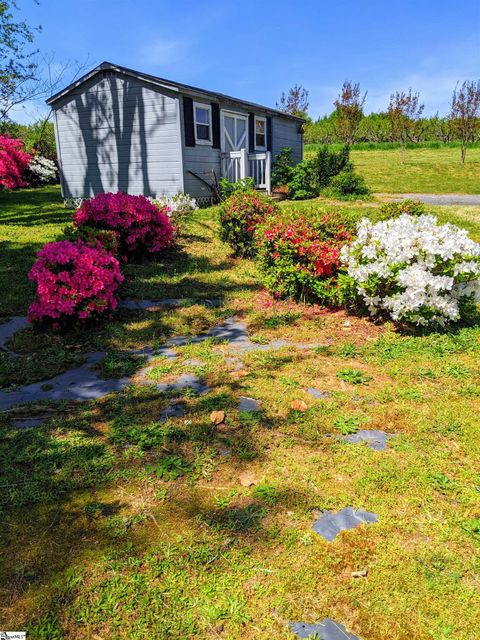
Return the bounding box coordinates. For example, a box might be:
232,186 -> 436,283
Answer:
0,186 -> 68,227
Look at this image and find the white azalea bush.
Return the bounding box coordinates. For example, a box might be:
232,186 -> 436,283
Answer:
150,193 -> 198,230
26,155 -> 58,185
341,213 -> 480,326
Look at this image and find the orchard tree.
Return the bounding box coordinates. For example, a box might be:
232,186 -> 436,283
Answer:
449,80 -> 480,163
334,81 -> 367,144
277,84 -> 309,118
387,89 -> 424,164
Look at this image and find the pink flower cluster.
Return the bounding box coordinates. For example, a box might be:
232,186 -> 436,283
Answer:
73,192 -> 173,260
28,240 -> 124,327
0,135 -> 31,189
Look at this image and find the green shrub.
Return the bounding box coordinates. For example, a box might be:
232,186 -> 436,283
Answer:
379,199 -> 426,218
326,169 -> 370,199
310,144 -> 352,189
287,160 -> 317,200
219,190 -> 280,257
272,147 -> 294,186
287,145 -> 354,200
219,176 -> 255,200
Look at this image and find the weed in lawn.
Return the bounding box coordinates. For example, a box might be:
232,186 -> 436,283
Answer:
252,483 -> 278,506
147,455 -> 191,481
95,351 -> 148,379
334,414 -> 369,435
336,367 -> 372,384
335,342 -> 358,358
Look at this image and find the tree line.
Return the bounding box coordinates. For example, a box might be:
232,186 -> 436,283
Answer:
278,81 -> 480,163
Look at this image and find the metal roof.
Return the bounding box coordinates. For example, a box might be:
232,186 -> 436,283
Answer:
47,61 -> 305,122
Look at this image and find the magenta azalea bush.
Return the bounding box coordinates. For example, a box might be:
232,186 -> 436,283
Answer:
73,192 -> 173,260
28,240 -> 124,327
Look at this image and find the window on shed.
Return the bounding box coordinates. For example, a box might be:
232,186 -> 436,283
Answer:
194,102 -> 212,144
255,116 -> 266,149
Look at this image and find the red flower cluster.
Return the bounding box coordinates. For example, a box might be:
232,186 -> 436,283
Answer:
28,240 -> 123,327
257,213 -> 351,304
0,135 -> 31,189
74,192 -> 173,260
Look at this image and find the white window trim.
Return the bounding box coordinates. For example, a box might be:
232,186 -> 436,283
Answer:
193,101 -> 212,145
254,115 -> 267,151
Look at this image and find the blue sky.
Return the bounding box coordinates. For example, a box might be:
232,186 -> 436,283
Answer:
12,0 -> 480,122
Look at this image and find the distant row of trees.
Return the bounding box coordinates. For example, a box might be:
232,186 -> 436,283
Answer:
278,81 -> 480,163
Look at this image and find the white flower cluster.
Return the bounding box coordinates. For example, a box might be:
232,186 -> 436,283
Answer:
340,213 -> 480,325
150,193 -> 198,227
27,155 -> 58,184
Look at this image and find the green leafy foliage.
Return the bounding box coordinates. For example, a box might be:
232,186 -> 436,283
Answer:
336,367 -> 372,384
95,351 -> 148,379
326,169 -> 370,199
218,176 -> 255,200
379,199 -> 426,218
148,455 -> 191,480
271,146 -> 294,186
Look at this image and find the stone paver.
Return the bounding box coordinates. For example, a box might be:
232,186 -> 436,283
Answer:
290,619 -> 360,639
342,429 -> 391,451
306,388 -> 331,400
238,396 -> 261,412
313,507 -> 378,542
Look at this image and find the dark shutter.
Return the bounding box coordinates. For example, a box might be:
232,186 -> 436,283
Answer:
183,96 -> 195,147
248,112 -> 255,152
266,116 -> 272,152
212,103 -> 220,148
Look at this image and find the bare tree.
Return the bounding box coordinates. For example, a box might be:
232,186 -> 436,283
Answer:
387,89 -> 424,164
449,80 -> 480,163
277,84 -> 309,118
334,81 -> 367,144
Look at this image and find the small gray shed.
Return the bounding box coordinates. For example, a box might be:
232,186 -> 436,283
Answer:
47,62 -> 304,204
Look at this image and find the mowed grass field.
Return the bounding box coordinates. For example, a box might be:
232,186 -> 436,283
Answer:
304,145 -> 480,194
1,186 -> 480,639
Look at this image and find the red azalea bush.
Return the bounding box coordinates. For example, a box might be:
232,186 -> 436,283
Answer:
0,135 -> 31,189
73,192 -> 173,260
257,211 -> 354,305
219,190 -> 280,257
28,240 -> 124,327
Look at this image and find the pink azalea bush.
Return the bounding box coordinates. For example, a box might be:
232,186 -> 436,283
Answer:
73,192 -> 173,260
28,240 -> 124,327
0,135 -> 31,189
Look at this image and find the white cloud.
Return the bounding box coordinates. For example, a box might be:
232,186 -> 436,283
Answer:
139,39 -> 187,67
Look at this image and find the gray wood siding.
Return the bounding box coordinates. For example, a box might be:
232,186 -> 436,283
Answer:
53,72 -> 183,198
179,96 -> 223,200
272,116 -> 303,163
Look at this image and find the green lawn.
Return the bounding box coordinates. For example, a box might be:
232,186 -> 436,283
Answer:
304,145 -> 480,194
1,187 -> 480,639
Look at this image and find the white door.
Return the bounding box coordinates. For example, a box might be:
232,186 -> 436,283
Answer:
222,111 -> 248,152
221,111 -> 248,183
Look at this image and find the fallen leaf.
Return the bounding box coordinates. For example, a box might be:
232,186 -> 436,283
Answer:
210,410 -> 225,425
239,472 -> 257,487
291,399 -> 308,412
230,369 -> 248,378
351,567 -> 368,578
